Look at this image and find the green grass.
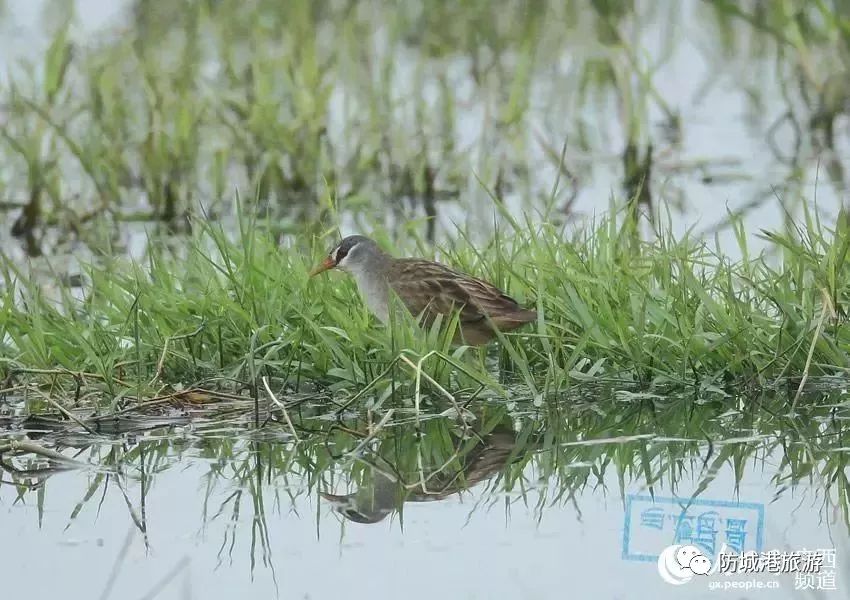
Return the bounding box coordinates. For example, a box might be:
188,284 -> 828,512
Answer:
1,0 -> 849,410
2,0 -> 847,246
1,202 -> 848,411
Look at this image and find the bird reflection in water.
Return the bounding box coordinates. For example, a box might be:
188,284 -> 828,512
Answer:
321,425 -> 521,524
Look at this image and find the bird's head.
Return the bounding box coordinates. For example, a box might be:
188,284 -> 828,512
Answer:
309,235 -> 380,276
320,491 -> 393,524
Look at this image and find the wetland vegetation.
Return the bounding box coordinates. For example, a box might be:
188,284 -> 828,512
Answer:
1,1 -> 850,598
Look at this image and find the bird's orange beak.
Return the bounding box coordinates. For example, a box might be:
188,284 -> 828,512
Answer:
309,256 -> 336,277
320,492 -> 349,503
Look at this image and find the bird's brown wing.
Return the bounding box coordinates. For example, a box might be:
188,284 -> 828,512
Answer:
387,259 -> 529,327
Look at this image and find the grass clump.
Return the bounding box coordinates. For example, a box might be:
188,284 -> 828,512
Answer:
1,204 -> 849,413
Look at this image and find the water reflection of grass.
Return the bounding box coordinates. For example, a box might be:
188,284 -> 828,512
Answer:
1,386 -> 848,577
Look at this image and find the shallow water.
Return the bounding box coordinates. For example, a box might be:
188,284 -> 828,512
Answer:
0,0 -> 847,266
2,385 -> 848,599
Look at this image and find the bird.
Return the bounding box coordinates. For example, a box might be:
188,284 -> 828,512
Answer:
309,235 -> 537,345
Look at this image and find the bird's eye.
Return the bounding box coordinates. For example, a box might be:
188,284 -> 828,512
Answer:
335,240 -> 358,263
344,509 -> 370,523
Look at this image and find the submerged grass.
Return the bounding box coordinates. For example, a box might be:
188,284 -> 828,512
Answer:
2,0 -> 848,251
1,202 -> 849,411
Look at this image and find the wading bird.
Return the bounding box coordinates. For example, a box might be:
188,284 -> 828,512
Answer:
309,235 -> 537,345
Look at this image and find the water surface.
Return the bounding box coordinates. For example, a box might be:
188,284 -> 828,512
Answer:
2,385 -> 847,598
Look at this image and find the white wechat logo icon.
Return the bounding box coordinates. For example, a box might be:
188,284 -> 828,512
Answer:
657,544 -> 713,584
